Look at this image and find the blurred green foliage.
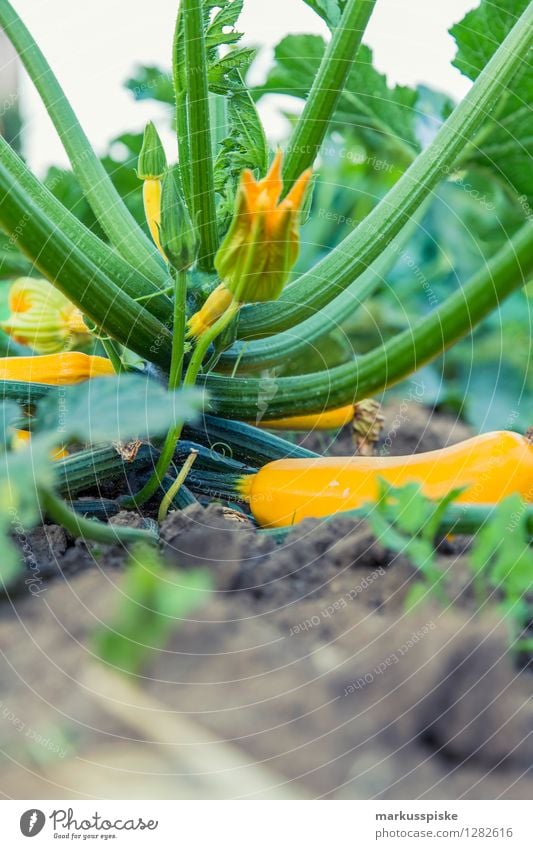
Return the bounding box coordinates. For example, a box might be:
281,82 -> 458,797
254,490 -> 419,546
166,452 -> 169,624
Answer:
94,543 -> 211,674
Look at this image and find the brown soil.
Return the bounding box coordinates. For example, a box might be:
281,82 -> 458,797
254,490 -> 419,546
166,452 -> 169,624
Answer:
0,402 -> 531,800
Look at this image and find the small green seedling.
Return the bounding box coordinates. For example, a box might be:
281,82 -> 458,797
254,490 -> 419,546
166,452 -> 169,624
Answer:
366,479 -> 464,610
94,543 -> 211,675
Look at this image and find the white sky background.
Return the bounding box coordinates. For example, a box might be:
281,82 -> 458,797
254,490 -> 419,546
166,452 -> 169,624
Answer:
5,0 -> 475,173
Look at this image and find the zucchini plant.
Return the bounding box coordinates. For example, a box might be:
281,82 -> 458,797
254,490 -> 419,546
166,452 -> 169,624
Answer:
0,0 -> 531,580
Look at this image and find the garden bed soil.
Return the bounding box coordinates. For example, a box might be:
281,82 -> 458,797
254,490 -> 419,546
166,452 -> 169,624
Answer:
1,402 -> 531,799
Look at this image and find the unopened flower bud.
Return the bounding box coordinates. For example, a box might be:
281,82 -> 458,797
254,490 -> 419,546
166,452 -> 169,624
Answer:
159,167 -> 198,271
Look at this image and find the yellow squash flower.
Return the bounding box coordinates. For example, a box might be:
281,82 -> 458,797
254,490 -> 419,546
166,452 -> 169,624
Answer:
186,282 -> 234,340
1,278 -> 92,354
187,151 -> 311,338
215,149 -> 311,303
0,352 -> 115,385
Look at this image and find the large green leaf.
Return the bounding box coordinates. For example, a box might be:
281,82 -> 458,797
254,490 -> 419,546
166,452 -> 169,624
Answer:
256,35 -> 420,156
94,543 -> 211,674
36,375 -> 204,446
125,65 -> 174,104
451,0 -> 532,206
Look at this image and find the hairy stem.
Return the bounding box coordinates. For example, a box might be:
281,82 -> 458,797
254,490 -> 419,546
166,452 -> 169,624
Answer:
0,136 -> 173,322
168,269 -> 188,390
121,301 -> 240,509
39,488 -> 157,544
157,449 -> 198,523
283,0 -> 377,190
181,0 -> 219,269
218,209 -> 423,372
203,224 -> 533,418
0,0 -> 167,284
0,159 -> 173,367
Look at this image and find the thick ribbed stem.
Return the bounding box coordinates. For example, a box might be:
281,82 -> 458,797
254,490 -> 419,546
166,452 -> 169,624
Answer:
203,224 -> 533,418
237,4 -> 533,338
0,0 -> 168,284
181,0 -> 219,269
282,0 -> 377,190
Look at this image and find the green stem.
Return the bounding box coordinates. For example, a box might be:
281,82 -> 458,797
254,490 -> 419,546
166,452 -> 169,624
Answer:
0,0 -> 167,284
157,449 -> 198,523
121,301 -> 240,508
282,0 -> 377,190
0,159 -> 173,367
260,503 -> 533,542
39,488 -> 157,545
168,269 -> 188,390
181,0 -> 219,269
176,93 -> 192,205
237,3 -> 533,339
173,4 -> 193,206
0,135 -> 173,323
100,339 -> 125,374
203,223 -> 533,418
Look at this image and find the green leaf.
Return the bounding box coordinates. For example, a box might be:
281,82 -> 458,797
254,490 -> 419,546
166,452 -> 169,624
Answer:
0,401 -> 21,449
302,0 -> 347,30
365,480 -> 464,605
208,46 -> 257,94
404,582 -> 429,612
214,83 -> 269,228
94,543 -> 211,674
0,435 -> 56,586
256,35 -> 419,157
470,496 -> 533,604
451,0 -> 533,205
0,529 -> 22,587
205,0 -> 245,52
36,375 -> 204,446
174,0 -> 254,98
